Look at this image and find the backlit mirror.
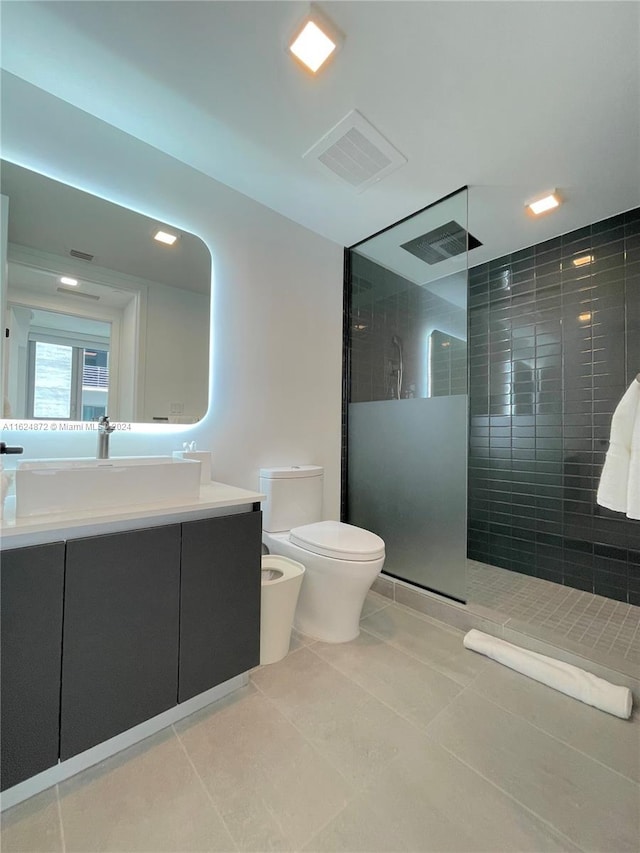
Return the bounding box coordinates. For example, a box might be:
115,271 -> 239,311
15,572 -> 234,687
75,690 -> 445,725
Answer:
1,161 -> 211,424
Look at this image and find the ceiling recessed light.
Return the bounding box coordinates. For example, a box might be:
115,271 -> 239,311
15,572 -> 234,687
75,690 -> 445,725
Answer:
60,276 -> 79,286
526,191 -> 561,216
154,230 -> 178,245
289,7 -> 341,74
578,312 -> 592,323
572,254 -> 594,267
290,21 -> 336,72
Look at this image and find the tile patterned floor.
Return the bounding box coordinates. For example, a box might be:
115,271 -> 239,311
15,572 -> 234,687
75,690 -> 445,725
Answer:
2,591 -> 639,852
467,560 -> 640,665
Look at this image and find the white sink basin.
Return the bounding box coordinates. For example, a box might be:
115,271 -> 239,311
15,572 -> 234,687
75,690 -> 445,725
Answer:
15,456 -> 201,518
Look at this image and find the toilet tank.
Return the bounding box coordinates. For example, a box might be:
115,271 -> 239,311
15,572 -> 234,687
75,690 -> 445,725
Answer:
260,466 -> 323,532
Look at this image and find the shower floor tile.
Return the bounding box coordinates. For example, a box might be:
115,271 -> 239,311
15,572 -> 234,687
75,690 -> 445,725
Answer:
467,560 -> 640,668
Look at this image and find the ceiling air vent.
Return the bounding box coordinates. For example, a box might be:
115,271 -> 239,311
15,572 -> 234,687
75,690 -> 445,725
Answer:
303,109 -> 407,193
400,221 -> 482,265
69,248 -> 94,262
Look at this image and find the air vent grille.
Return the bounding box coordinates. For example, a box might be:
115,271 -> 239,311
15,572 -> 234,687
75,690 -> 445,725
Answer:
318,127 -> 392,187
69,249 -> 94,262
400,221 -> 482,265
304,109 -> 406,193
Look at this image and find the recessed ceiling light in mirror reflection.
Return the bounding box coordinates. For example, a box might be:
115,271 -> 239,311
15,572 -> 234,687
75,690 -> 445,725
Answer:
154,230 -> 178,245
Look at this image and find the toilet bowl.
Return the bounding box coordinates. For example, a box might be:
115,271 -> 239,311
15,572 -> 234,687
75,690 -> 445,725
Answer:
260,467 -> 386,644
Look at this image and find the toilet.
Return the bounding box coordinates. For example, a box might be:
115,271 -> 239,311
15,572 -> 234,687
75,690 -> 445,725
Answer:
260,466 -> 385,643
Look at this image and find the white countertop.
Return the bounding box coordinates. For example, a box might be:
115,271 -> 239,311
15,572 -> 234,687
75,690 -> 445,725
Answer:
0,482 -> 265,550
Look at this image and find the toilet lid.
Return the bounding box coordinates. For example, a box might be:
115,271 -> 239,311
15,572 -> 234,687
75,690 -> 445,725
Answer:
290,521 -> 385,562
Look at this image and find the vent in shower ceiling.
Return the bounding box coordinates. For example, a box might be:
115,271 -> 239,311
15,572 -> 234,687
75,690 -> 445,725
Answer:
303,109 -> 407,193
400,221 -> 482,265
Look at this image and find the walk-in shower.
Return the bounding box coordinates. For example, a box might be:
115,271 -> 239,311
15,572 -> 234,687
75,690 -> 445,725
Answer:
344,188 -> 472,602
344,191 -> 640,681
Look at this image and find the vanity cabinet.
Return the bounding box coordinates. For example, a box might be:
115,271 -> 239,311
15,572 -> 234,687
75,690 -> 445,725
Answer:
1,542 -> 65,790
60,525 -> 181,760
179,511 -> 262,702
1,502 -> 262,791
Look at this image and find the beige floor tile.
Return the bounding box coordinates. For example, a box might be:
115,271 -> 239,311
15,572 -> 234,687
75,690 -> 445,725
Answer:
361,604 -> 487,685
427,689 -> 640,851
252,646 -> 424,786
471,659 -> 640,783
288,627 -> 315,651
312,628 -> 462,729
302,801 -> 410,852
360,591 -> 390,619
58,728 -> 236,852
305,737 -> 579,852
176,686 -> 352,850
0,786 -> 63,853
250,647 -> 370,722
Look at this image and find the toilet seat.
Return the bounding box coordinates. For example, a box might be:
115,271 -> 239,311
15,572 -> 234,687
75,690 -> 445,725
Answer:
290,520 -> 385,562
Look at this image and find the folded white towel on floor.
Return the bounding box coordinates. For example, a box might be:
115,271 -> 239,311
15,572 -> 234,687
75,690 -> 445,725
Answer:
597,379 -> 640,517
463,630 -> 633,719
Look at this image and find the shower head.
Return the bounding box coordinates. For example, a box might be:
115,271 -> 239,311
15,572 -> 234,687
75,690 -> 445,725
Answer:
392,334 -> 402,348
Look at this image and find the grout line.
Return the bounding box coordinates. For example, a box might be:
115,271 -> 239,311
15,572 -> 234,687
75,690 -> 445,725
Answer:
460,680 -> 640,785
55,785 -> 66,853
248,674 -> 358,849
361,598 -> 392,620
626,617 -> 640,660
374,597 -> 470,638
608,605 -> 631,655
367,613 -> 492,686
306,627 -> 466,735
424,731 -> 587,852
171,724 -> 240,853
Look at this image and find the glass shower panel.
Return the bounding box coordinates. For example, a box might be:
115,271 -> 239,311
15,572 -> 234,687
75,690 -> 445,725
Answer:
347,189 -> 471,601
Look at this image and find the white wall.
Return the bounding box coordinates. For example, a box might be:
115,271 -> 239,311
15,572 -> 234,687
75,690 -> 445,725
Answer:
0,75 -> 344,516
0,194 -> 8,410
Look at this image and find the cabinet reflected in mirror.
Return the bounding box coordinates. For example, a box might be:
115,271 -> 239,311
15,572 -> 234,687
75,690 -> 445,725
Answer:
1,161 -> 211,424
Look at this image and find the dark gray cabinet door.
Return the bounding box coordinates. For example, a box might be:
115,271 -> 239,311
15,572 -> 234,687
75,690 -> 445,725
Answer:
179,511 -> 261,702
60,525 -> 180,760
1,542 -> 65,790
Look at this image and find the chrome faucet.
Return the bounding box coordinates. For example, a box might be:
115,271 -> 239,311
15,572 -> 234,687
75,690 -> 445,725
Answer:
97,415 -> 116,459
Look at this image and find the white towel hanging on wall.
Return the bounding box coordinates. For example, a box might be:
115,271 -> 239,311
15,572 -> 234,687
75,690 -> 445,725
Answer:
596,375 -> 640,518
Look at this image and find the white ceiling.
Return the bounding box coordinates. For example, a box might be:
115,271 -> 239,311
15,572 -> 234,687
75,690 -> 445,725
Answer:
1,1 -> 639,265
